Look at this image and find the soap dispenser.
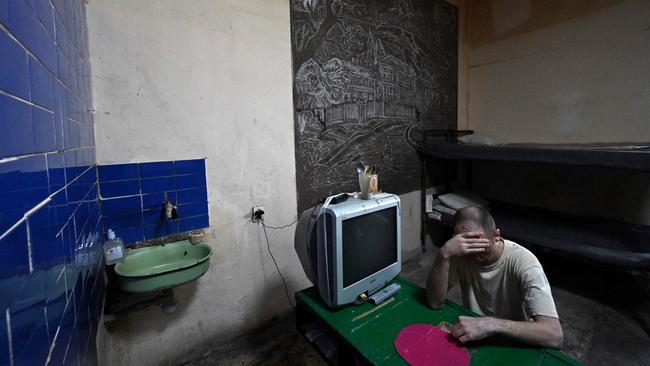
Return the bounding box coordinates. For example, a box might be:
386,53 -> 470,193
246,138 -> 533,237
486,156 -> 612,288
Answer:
103,229 -> 126,265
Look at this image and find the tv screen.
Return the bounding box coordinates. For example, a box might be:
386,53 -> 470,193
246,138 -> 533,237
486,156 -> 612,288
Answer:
342,207 -> 397,288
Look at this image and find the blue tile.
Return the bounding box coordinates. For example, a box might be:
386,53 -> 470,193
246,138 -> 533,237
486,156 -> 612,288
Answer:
98,163 -> 138,182
9,2 -> 58,76
10,275 -> 48,366
142,191 -> 176,211
7,0 -> 48,67
65,323 -> 80,365
101,196 -> 141,217
79,124 -> 91,147
29,56 -> 54,109
176,187 -> 207,204
48,302 -> 73,365
175,174 -> 206,190
29,200 -> 62,228
79,148 -> 94,168
102,211 -> 142,231
83,166 -> 97,185
178,202 -> 208,218
0,154 -> 48,192
178,215 -> 209,232
144,220 -> 178,240
141,176 -> 174,194
174,159 -> 205,175
99,179 -> 139,198
138,161 -> 173,178
32,107 -> 56,152
117,227 -> 143,245
0,308 -> 9,366
66,183 -> 86,204
13,310 -> 49,365
0,188 -> 49,219
0,29 -> 29,99
0,274 -> 28,317
142,208 -> 163,227
53,83 -> 65,150
30,223 -> 60,269
0,93 -> 34,158
0,206 -> 24,235
35,0 -> 54,37
60,224 -> 74,265
73,208 -> 90,240
47,153 -> 66,192
45,287 -> 66,340
62,150 -> 78,183
0,0 -> 8,26
64,118 -> 80,149
0,220 -> 29,280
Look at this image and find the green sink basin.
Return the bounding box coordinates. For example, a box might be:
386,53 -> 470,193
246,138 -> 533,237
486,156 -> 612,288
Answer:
114,240 -> 212,293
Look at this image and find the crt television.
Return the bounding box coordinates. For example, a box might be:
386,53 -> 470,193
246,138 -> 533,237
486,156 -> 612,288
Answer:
294,193 -> 401,307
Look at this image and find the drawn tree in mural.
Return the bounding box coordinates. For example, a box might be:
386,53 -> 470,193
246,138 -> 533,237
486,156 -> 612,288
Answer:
291,0 -> 458,211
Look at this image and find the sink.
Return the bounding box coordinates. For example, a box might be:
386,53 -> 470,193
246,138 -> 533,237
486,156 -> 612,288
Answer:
114,240 -> 212,293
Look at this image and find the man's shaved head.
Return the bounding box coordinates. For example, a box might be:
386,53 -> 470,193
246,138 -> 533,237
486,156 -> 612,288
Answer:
453,206 -> 496,239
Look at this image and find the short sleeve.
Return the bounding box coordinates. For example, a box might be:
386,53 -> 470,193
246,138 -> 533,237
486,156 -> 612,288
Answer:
520,265 -> 559,319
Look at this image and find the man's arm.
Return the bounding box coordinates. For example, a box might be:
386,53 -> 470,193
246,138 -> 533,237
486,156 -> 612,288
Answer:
451,315 -> 564,349
425,249 -> 452,308
426,232 -> 489,309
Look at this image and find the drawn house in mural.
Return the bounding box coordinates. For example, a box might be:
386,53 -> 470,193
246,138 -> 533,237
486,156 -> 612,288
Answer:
319,55 -> 417,127
318,58 -> 375,126
369,55 -> 417,120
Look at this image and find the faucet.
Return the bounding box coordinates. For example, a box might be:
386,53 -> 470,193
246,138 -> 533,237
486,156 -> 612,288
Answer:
160,192 -> 178,220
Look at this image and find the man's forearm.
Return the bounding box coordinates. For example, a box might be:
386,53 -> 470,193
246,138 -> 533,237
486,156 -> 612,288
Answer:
490,317 -> 563,349
425,251 -> 451,309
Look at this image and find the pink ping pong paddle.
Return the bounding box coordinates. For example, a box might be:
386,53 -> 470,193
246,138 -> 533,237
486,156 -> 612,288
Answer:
394,323 -> 470,366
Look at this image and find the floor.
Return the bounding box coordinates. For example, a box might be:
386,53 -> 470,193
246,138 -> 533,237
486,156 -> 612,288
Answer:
184,247 -> 650,366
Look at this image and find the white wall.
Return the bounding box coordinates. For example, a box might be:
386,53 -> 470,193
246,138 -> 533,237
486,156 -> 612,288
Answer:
87,1 -> 426,365
468,0 -> 650,143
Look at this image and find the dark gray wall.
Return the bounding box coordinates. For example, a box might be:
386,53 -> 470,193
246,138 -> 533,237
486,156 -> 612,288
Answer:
291,0 -> 458,211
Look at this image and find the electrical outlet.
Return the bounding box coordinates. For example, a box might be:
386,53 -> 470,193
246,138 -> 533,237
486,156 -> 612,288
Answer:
251,206 -> 265,222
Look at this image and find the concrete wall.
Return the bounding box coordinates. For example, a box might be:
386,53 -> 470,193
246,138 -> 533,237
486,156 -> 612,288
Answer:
87,1 -> 426,365
467,0 -> 650,143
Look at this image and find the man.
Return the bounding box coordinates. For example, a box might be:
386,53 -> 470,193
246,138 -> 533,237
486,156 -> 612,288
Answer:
426,206 -> 563,349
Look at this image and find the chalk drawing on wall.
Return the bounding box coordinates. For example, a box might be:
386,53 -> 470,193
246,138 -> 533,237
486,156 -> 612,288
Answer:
291,0 -> 458,211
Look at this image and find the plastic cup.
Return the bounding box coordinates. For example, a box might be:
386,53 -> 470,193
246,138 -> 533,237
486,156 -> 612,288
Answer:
358,173 -> 371,199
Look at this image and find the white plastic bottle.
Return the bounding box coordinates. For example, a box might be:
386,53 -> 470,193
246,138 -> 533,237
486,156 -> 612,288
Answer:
103,229 -> 126,265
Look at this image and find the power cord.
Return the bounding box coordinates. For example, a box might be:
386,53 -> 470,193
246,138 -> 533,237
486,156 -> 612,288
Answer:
261,219 -> 298,230
260,217 -> 295,309
255,198 -> 327,309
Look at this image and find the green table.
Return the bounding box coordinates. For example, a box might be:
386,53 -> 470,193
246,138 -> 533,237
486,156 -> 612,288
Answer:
295,276 -> 580,365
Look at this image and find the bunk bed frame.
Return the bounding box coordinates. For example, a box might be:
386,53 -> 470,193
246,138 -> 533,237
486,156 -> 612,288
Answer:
417,130 -> 650,270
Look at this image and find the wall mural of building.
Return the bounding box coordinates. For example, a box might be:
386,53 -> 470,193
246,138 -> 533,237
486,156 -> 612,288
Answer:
291,0 -> 458,211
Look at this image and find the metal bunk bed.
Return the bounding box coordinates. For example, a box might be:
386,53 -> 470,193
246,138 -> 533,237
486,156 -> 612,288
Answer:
416,130 -> 650,270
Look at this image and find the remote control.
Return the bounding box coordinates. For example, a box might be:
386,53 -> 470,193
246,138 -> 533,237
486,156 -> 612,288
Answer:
368,283 -> 401,305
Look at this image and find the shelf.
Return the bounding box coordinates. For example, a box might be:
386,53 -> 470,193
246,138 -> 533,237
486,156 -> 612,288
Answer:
418,142 -> 650,171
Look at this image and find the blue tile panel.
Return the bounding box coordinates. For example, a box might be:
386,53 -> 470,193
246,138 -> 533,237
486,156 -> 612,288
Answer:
98,159 -> 209,244
0,1 -> 102,365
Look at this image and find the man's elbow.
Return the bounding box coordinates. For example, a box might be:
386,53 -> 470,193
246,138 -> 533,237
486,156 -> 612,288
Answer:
425,295 -> 445,309
546,325 -> 564,349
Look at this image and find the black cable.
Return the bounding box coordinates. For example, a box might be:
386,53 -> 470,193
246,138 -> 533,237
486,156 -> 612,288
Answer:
260,217 -> 295,309
261,219 -> 298,230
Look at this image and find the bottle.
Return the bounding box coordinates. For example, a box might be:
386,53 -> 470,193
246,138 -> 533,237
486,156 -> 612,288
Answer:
103,229 -> 126,265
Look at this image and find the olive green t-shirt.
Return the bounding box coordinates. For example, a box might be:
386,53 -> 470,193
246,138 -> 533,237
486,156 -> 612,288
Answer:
450,239 -> 559,321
